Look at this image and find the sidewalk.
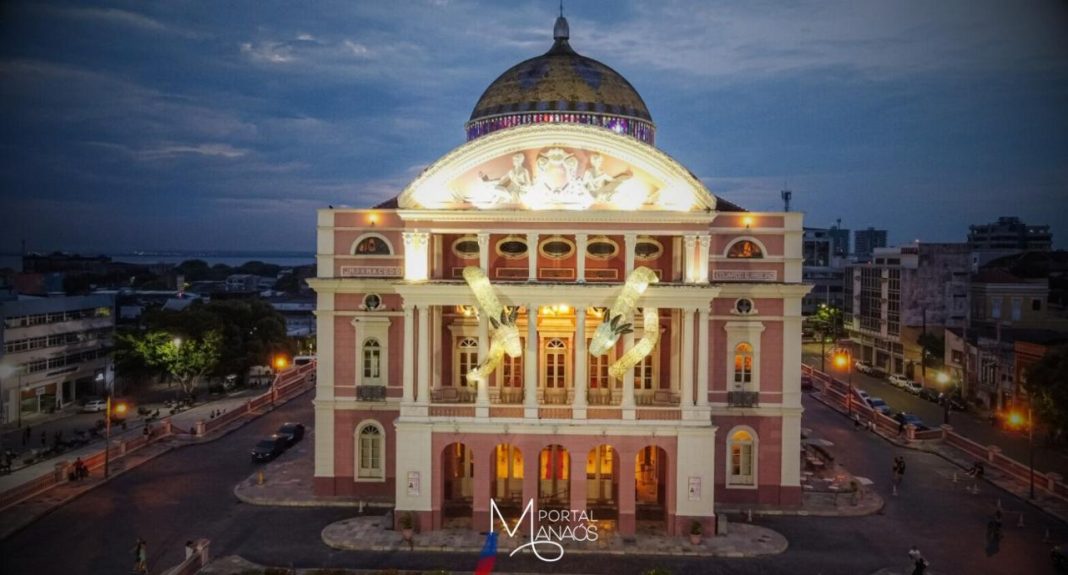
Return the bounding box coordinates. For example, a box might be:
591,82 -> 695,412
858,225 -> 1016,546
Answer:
0,386 -> 309,541
809,388 -> 1068,525
321,514 -> 787,558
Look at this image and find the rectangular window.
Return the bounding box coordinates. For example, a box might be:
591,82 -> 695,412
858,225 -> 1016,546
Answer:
1011,298 -> 1022,321
730,443 -> 754,485
991,298 -> 1002,319
1032,299 -> 1042,312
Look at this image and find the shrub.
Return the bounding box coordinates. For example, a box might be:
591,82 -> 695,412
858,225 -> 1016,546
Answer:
690,520 -> 703,535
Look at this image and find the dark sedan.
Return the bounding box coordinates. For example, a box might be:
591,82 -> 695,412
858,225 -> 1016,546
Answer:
251,435 -> 287,463
918,387 -> 940,402
277,422 -> 305,447
894,412 -> 929,431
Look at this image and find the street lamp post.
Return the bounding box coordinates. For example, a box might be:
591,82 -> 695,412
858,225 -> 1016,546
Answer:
835,350 -> 853,417
937,371 -> 951,425
1029,404 -> 1035,500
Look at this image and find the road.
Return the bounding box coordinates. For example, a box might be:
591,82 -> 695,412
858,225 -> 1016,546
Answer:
0,390 -> 1064,574
803,343 -> 1068,479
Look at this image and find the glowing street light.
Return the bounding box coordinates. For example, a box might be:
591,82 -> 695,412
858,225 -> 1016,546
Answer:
833,349 -> 854,418
274,356 -> 289,371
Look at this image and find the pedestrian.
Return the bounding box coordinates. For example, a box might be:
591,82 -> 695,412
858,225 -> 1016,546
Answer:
897,419 -> 906,437
912,555 -> 929,575
908,545 -> 922,563
23,425 -> 31,446
185,540 -> 196,560
853,413 -> 862,430
132,538 -> 148,574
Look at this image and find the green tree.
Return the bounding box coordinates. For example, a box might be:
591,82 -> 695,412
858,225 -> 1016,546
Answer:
126,330 -> 222,397
813,304 -> 843,343
1022,345 -> 1068,433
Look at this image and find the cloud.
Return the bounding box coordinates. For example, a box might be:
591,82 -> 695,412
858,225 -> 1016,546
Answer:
24,3 -> 197,38
138,143 -> 251,160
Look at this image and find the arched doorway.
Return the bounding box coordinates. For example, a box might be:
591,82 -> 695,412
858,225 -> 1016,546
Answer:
635,446 -> 667,521
491,443 -> 524,512
587,444 -> 618,518
539,444 -> 570,508
442,443 -> 473,521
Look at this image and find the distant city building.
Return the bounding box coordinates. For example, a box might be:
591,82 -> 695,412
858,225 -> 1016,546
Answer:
0,294 -> 115,423
968,216 -> 1053,270
853,228 -> 887,262
224,274 -> 275,292
843,243 -> 969,378
802,226 -> 848,315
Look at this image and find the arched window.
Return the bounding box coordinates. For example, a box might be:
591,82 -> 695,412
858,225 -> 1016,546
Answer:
362,339 -> 382,383
727,428 -> 757,487
357,423 -> 385,480
726,239 -> 764,259
352,233 -> 393,255
543,338 -> 567,389
455,337 -> 479,388
733,343 -> 753,388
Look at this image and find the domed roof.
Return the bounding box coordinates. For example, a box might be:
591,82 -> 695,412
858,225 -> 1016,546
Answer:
465,15 -> 655,144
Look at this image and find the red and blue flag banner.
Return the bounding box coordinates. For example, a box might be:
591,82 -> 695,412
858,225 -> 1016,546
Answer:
475,531 -> 498,575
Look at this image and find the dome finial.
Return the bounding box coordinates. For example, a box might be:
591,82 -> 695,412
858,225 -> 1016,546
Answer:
553,2 -> 569,41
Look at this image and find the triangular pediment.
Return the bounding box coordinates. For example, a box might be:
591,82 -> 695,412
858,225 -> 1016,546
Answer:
398,124 -> 716,212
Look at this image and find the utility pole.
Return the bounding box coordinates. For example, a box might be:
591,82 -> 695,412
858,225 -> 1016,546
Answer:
921,307 -> 928,386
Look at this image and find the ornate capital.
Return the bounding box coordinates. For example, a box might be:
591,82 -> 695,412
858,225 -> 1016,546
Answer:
476,232 -> 490,248
402,231 -> 429,248
684,235 -> 697,250
698,234 -> 711,249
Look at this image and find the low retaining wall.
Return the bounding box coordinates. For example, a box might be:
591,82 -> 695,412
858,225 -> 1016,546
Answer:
0,362 -> 316,514
804,363 -> 1068,503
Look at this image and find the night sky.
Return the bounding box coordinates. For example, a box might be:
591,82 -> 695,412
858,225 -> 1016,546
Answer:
1,0 -> 1066,253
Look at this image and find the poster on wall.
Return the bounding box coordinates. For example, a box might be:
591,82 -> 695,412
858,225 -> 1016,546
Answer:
407,471 -> 421,497
688,476 -> 701,501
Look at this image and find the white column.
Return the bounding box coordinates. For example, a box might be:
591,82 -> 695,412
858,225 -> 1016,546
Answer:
417,306 -> 430,404
573,307 -> 587,417
402,305 -> 415,403
621,316 -> 636,418
683,235 -> 697,283
680,308 -> 695,407
477,233 -> 490,271
402,231 -> 430,281
524,303 -> 539,416
698,235 -> 711,283
697,306 -> 710,407
476,312 -> 490,413
575,233 -> 588,283
624,233 -> 637,275
527,232 -> 539,281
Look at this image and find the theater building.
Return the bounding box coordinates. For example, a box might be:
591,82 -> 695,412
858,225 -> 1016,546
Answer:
309,15 -> 808,536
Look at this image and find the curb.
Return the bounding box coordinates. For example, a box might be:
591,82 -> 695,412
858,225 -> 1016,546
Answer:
0,387 -> 313,541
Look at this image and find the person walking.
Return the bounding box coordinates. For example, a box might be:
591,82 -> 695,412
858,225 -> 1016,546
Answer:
132,538 -> 148,574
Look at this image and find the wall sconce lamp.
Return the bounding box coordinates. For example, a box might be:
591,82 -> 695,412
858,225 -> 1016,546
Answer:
742,216 -> 753,229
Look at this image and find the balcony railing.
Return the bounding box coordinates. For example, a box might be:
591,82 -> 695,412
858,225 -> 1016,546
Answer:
356,385 -> 387,402
727,391 -> 759,408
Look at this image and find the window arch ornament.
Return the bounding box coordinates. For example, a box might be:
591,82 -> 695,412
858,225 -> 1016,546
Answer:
724,237 -> 766,259
452,235 -> 481,259
585,236 -> 619,260
538,235 -> 575,260
356,421 -> 385,481
634,236 -> 663,261
731,298 -> 756,315
351,232 -> 394,256
496,235 -> 529,259
726,426 -> 758,488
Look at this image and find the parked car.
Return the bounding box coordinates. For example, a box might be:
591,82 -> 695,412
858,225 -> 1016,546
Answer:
855,361 -> 875,374
947,395 -> 968,412
918,387 -> 940,402
903,380 -> 923,395
888,374 -> 910,388
80,399 -> 107,413
277,422 -> 305,447
855,389 -> 871,403
800,375 -> 814,391
251,435 -> 288,463
894,412 -> 928,431
867,397 -> 891,415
